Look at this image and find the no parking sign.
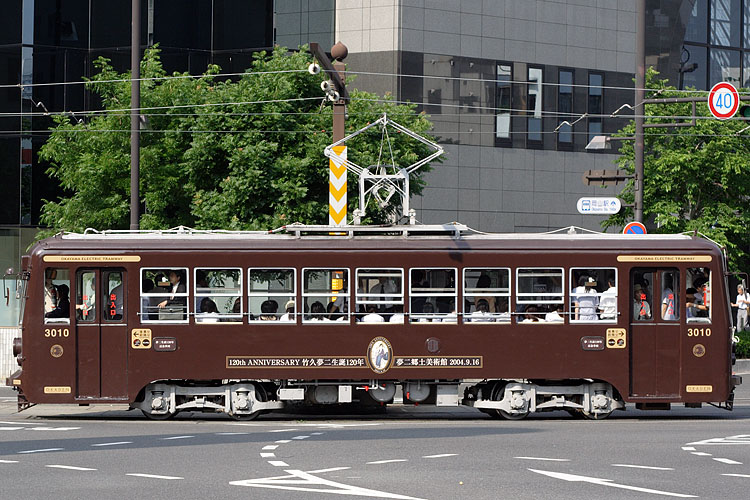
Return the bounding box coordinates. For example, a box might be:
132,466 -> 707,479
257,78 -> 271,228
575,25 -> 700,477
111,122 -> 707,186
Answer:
708,82 -> 739,120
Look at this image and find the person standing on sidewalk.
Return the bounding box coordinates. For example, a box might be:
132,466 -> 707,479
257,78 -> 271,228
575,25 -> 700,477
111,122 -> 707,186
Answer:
732,284 -> 749,332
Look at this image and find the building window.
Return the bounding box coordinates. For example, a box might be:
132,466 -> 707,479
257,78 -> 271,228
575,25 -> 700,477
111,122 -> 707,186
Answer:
587,73 -> 603,142
527,67 -> 543,144
495,63 -> 512,141
710,0 -> 740,47
710,48 -> 741,85
248,268 -> 295,322
557,69 -> 573,145
680,45 -> 708,89
195,268 -> 242,323
685,0 -> 708,43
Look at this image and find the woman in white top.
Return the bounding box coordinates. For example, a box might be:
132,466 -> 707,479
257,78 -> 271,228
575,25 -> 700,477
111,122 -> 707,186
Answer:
732,284 -> 749,332
573,276 -> 599,321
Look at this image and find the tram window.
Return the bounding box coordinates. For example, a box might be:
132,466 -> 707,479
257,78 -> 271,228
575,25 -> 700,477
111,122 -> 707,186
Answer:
569,268 -> 617,323
139,268 -> 189,323
355,269 -> 404,323
195,268 -> 242,323
410,268 -> 457,323
303,268 -> 349,323
516,268 -> 563,323
43,268 -> 71,324
686,267 -> 711,323
248,268 -> 295,323
463,268 -> 511,323
76,271 -> 97,323
660,270 -> 680,321
633,270 -> 653,321
103,271 -> 124,322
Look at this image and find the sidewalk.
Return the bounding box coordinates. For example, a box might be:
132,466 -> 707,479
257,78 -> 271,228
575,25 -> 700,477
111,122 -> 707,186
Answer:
735,359 -> 750,374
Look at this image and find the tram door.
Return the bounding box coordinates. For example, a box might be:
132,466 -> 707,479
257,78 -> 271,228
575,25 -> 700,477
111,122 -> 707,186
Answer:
75,268 -> 128,399
629,268 -> 681,397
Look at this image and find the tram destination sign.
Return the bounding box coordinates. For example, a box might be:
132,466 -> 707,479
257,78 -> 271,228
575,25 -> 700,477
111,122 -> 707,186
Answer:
576,197 -> 621,214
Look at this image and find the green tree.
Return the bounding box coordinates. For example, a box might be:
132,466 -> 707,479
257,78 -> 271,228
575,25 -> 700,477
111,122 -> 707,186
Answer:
39,46 -> 437,234
604,68 -> 750,272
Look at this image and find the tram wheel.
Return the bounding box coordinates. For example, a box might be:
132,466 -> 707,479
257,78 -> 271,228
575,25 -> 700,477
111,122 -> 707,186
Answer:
141,409 -> 177,420
581,409 -> 613,420
490,383 -> 530,420
228,383 -> 268,421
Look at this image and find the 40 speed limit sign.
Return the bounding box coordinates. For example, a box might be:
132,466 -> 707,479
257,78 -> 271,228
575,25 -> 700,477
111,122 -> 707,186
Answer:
707,82 -> 739,120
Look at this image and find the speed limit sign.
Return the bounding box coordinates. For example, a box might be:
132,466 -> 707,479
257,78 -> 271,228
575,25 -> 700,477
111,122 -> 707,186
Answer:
708,82 -> 739,120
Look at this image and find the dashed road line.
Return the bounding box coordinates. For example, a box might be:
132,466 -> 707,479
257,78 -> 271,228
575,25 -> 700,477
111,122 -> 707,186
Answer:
274,439 -> 291,444
18,448 -> 64,454
691,452 -> 712,456
722,473 -> 750,478
262,445 -> 278,450
268,460 -> 289,467
260,453 -> 276,458
611,464 -> 674,471
515,456 -> 571,462
367,459 -> 408,465
268,428 -> 299,433
161,435 -> 194,440
127,473 -> 183,480
308,467 -> 351,474
681,447 -> 696,451
216,432 -> 250,436
713,458 -> 742,465
423,453 -> 458,459
0,427 -> 22,431
91,441 -> 132,447
0,460 -> 19,463
292,435 -> 310,440
46,465 -> 97,471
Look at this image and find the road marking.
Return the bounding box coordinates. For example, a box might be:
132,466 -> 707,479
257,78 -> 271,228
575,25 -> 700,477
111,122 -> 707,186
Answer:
423,454 -> 458,459
92,441 -> 133,447
687,435 -> 750,446
515,457 -> 571,462
611,464 -> 675,471
230,468 -> 425,499
268,461 -> 289,467
161,435 -> 194,440
308,467 -> 352,474
127,473 -> 183,480
311,432 -> 324,435
269,428 -> 299,433
228,423 -> 261,427
275,440 -> 292,444
0,421 -> 23,424
681,447 -> 696,451
722,473 -> 750,478
0,427 -> 22,431
216,432 -> 250,436
292,435 -> 310,440
0,460 -> 19,463
713,458 -> 742,465
46,465 -> 97,471
367,459 -> 408,465
18,448 -> 63,454
528,469 -> 697,498
31,427 -> 81,431
263,445 -> 279,450
691,452 -> 712,456
260,453 -> 276,458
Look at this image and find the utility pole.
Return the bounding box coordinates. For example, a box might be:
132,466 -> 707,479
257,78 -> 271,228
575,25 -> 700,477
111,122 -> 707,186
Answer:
634,0 -> 645,223
130,0 -> 140,230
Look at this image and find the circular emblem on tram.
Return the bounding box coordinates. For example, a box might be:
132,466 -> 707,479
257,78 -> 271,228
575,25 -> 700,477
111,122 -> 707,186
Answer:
692,344 -> 706,358
50,344 -> 63,358
366,337 -> 393,374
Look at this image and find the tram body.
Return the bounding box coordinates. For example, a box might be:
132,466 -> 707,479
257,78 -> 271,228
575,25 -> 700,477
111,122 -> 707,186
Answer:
6,227 -> 741,419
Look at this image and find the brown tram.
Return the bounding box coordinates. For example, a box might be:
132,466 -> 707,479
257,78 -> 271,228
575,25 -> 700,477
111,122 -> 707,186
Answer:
6,225 -> 742,420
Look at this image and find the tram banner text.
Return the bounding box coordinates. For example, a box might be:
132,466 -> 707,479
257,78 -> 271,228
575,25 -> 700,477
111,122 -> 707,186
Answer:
226,356 -> 482,368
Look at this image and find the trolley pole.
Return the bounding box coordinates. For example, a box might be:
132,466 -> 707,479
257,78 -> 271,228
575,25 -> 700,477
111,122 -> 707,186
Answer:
634,0 -> 645,223
130,0 -> 140,230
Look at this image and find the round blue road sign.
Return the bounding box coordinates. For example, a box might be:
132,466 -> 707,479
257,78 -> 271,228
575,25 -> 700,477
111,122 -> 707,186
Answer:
623,222 -> 647,234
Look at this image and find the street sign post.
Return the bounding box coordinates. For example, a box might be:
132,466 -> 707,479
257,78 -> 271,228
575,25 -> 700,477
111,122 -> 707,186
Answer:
707,82 -> 739,120
576,197 -> 622,214
623,221 -> 647,234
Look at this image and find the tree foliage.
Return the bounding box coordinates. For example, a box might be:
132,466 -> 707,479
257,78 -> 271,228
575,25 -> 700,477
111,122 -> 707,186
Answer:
603,68 -> 750,272
39,46 -> 437,235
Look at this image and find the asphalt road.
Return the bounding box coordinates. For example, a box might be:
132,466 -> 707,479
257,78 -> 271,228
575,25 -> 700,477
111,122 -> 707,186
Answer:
2,383 -> 750,500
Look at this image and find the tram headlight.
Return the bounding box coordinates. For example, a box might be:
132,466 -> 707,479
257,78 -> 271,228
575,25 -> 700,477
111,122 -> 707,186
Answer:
12,337 -> 21,356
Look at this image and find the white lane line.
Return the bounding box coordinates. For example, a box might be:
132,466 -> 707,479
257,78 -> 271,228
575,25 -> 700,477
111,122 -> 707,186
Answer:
31,427 -> 81,431
269,428 -> 299,433
681,447 -> 696,451
308,467 -> 352,474
161,435 -> 194,440
0,421 -> 24,425
691,452 -> 712,456
367,459 -> 408,465
722,473 -> 750,478
127,473 -> 183,480
0,427 -> 23,431
0,460 -> 19,463
611,464 -> 675,471
268,460 -> 289,467
528,469 -> 697,498
262,445 -> 279,450
18,448 -> 63,454
260,453 -> 276,458
91,441 -> 133,447
713,458 -> 743,465
216,432 -> 250,436
292,435 -> 310,440
423,454 -> 458,459
46,465 -> 97,471
310,432 -> 324,435
515,456 -> 571,462
274,440 -> 292,444
228,423 -> 261,427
